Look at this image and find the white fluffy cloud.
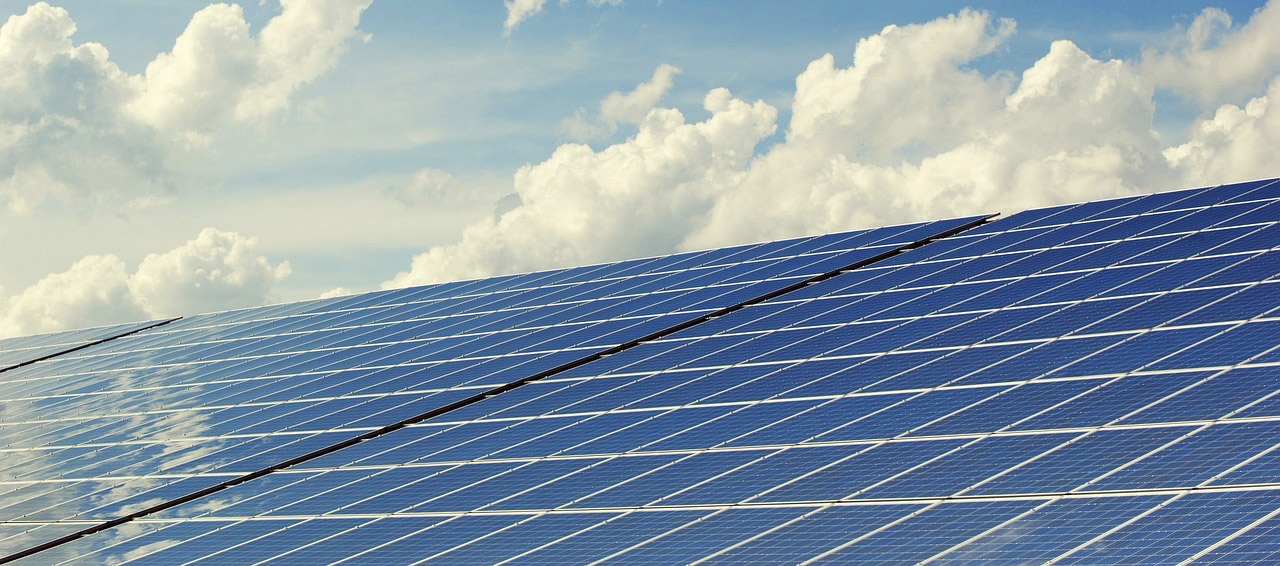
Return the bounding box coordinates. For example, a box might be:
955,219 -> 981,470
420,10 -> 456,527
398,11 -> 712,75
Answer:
1166,76 -> 1280,184
563,63 -> 681,140
0,0 -> 370,214
0,228 -> 290,337
688,21 -> 1169,248
385,88 -> 776,287
392,3 -> 1280,287
787,10 -> 1015,164
130,0 -> 371,144
1141,1 -> 1280,104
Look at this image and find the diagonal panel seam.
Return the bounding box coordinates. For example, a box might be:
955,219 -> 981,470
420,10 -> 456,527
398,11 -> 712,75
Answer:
0,214 -> 996,564
0,318 -> 182,376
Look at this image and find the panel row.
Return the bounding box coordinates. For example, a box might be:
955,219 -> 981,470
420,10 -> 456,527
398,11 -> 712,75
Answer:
16,488 -> 1280,564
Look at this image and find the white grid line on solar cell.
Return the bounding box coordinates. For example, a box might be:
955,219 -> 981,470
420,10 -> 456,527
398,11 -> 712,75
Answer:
784,220 -> 1278,308
1068,346 -> 1280,495
922,187 -> 1276,251
684,503 -> 850,564
791,502 -> 959,564
248,517 -> 384,566
327,514 -> 468,565
530,314 -> 1270,400
586,258 -> 1274,386
4,271 -> 773,363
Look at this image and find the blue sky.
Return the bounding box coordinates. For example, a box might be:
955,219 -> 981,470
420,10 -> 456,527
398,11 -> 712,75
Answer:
0,0 -> 1277,336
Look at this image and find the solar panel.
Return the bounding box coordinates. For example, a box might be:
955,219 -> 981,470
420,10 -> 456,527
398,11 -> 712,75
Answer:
2,178 -> 1279,563
0,217 -> 985,562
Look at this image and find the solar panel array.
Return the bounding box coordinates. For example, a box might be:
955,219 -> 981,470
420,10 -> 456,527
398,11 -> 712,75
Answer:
2,179 -> 1279,564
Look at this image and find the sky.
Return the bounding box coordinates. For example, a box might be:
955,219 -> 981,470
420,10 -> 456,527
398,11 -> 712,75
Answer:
1,0 -> 1278,337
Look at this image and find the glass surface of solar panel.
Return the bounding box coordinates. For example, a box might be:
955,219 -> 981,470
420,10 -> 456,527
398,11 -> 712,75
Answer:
0,217 -> 987,559
5,178 -> 1280,564
0,319 -> 167,370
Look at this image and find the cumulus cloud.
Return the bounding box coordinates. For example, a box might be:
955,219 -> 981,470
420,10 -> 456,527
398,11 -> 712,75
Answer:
390,4 -> 1280,287
1165,76 -> 1280,184
0,0 -> 370,214
128,228 -> 293,318
689,25 -> 1168,248
0,228 -> 290,337
1141,1 -> 1280,104
384,88 -> 776,287
563,63 -> 681,140
787,10 -> 1015,164
0,255 -> 144,338
130,0 -> 371,143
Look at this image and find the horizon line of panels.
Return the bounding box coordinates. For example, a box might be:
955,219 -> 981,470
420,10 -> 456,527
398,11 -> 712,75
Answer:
0,216 -> 986,556
23,178 -> 1279,563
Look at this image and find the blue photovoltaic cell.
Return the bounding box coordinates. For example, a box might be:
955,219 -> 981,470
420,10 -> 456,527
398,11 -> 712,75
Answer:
936,495 -> 1171,563
815,500 -> 1043,563
1061,490 -> 1280,564
5,178 -> 1280,564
